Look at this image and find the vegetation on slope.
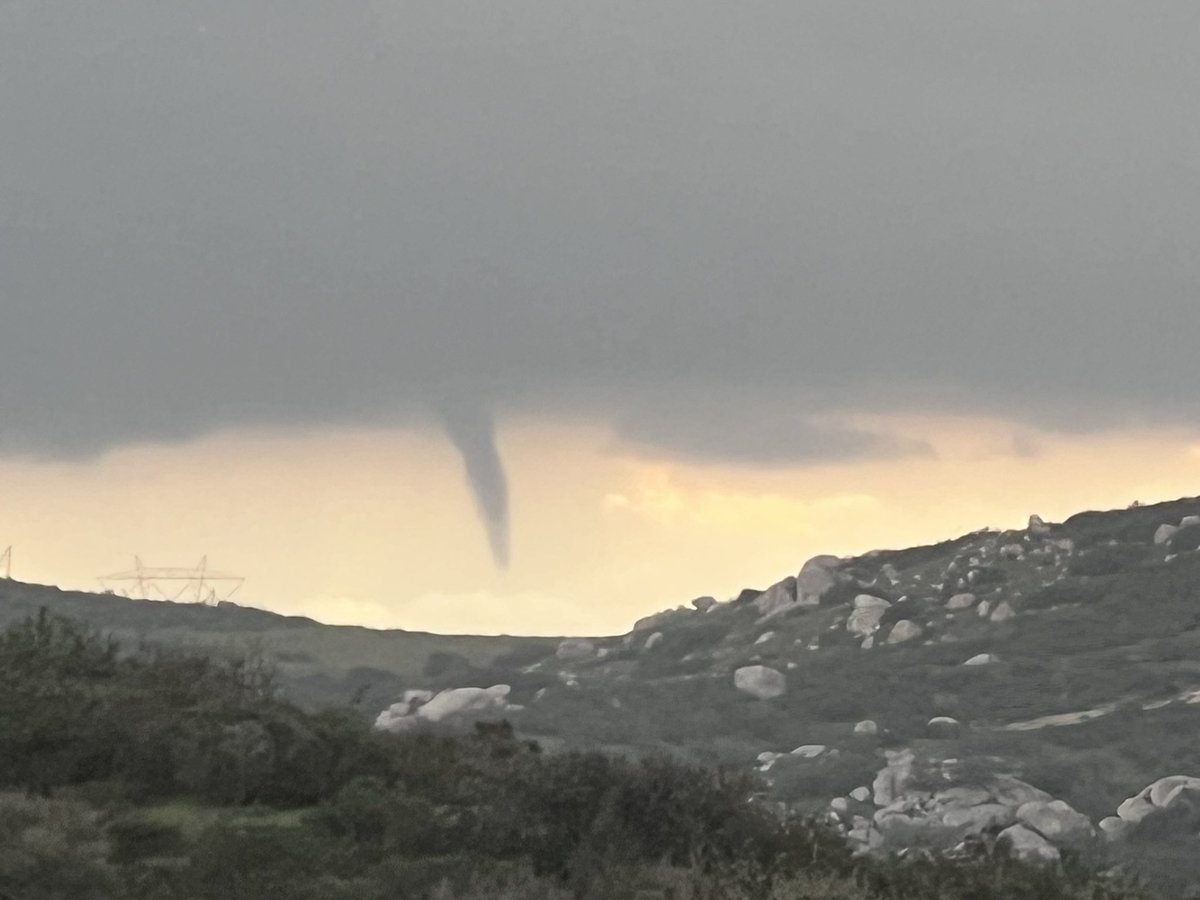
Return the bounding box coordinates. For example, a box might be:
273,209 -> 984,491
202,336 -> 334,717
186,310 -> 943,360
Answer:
0,611 -> 1156,899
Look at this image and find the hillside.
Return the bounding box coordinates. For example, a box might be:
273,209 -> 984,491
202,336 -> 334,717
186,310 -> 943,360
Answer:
0,580 -> 557,712
9,495 -> 1200,890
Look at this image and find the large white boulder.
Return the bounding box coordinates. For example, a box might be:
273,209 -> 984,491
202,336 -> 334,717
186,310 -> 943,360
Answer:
853,719 -> 879,737
734,665 -> 786,700
886,620 -> 923,644
375,684 -> 511,731
1155,523 -> 1179,545
847,595 -> 891,638
1149,775 -> 1200,807
1117,795 -> 1155,824
998,824 -> 1060,863
797,555 -> 841,605
1016,799 -> 1094,846
417,685 -> 511,722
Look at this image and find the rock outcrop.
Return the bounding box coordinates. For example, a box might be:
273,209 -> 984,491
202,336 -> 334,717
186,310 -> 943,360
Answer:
753,576 -> 798,619
375,684 -> 511,731
796,555 -> 841,605
833,751 -> 1090,862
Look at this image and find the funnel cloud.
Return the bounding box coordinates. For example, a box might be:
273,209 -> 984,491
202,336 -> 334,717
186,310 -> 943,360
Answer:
438,400 -> 511,569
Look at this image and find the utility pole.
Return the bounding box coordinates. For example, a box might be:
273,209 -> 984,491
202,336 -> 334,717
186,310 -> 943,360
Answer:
0,546 -> 10,579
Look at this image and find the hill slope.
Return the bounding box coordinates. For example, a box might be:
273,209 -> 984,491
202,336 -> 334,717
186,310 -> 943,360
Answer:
7,495 -> 1200,826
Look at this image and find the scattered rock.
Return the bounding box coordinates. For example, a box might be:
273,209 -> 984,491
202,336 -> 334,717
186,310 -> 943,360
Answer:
963,653 -> 999,666
1155,524 -> 1179,545
946,593 -> 977,610
854,720 -> 879,737
734,665 -> 786,700
850,786 -> 873,803
1181,516 -> 1200,529
989,601 -> 1015,623
886,620 -> 923,644
847,595 -> 891,637
1028,514 -> 1052,537
755,631 -> 776,645
1000,544 -> 1025,560
872,749 -> 916,807
643,631 -> 664,651
860,636 -> 875,650
977,600 -> 991,618
692,596 -> 717,613
927,716 -> 962,739
1099,816 -> 1129,840
556,639 -> 596,661
1016,799 -> 1094,846
791,744 -> 827,759
998,824 -> 1060,863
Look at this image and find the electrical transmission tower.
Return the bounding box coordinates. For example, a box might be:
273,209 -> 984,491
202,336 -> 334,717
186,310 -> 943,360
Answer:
0,546 -> 10,580
99,556 -> 244,605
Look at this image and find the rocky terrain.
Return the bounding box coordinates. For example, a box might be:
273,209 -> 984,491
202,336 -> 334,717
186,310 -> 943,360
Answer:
8,494 -> 1200,887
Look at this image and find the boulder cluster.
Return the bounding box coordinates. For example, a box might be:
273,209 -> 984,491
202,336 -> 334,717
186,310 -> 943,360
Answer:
829,750 -> 1095,863
1102,775 -> 1200,841
375,684 -> 512,732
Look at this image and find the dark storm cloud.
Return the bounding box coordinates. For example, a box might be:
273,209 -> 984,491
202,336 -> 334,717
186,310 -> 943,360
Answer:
2,2 -> 1199,553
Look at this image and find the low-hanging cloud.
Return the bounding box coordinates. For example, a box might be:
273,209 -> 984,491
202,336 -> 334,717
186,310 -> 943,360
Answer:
2,1 -> 1200,561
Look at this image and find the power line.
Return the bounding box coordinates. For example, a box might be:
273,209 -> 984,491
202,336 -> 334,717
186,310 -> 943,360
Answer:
98,556 -> 244,604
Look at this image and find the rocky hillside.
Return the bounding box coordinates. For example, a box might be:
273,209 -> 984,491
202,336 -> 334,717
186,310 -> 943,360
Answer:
9,494 -> 1200,886
370,494 -> 1200,883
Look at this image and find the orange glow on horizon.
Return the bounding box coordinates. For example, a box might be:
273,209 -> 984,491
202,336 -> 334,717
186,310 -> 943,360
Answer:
0,416 -> 1196,635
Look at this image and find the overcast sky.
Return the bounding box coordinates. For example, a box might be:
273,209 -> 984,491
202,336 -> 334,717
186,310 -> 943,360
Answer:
2,2 -> 1198,611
